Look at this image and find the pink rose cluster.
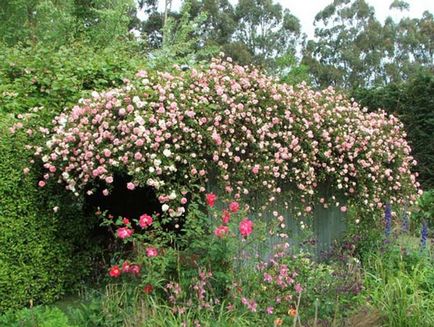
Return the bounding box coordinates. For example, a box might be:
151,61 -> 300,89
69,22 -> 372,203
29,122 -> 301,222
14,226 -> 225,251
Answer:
36,56 -> 419,224
209,196 -> 253,238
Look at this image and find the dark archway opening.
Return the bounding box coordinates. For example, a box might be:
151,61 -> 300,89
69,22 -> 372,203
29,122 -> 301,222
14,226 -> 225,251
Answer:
85,173 -> 162,220
83,172 -> 191,256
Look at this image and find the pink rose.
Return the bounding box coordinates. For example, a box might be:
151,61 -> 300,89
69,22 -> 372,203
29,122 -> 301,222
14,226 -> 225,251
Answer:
252,165 -> 260,174
229,201 -> 240,213
214,225 -> 229,238
139,214 -> 153,229
122,261 -> 131,273
146,247 -> 158,257
239,218 -> 253,237
222,210 -> 231,224
127,182 -> 135,190
38,181 -> 46,188
129,264 -> 141,276
117,227 -> 133,239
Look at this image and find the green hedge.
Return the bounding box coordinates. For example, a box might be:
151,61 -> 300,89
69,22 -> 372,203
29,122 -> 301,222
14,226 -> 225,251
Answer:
0,41 -> 146,116
0,114 -> 99,312
353,71 -> 434,189
0,42 -> 149,311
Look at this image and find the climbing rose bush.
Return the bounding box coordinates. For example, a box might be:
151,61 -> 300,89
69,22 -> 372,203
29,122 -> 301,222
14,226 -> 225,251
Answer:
35,56 -> 419,228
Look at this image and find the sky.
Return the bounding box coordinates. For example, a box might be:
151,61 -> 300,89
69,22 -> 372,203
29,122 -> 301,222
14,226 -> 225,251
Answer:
142,0 -> 434,39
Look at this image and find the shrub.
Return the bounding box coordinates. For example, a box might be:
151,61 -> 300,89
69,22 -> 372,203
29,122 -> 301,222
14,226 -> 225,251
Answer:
0,41 -> 150,311
0,306 -> 74,327
37,56 -> 419,227
0,114 -> 99,312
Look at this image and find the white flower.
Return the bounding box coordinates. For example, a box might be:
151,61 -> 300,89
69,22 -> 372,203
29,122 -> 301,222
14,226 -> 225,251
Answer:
175,207 -> 185,216
169,191 -> 176,200
154,159 -> 161,167
134,115 -> 145,125
162,204 -> 169,212
132,96 -> 140,103
163,149 -> 172,157
149,167 -> 155,173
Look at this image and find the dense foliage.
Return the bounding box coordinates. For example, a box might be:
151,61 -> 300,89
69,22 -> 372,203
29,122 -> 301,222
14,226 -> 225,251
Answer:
0,42 -> 150,311
0,42 -> 147,117
0,115 -> 98,312
0,0 -> 136,46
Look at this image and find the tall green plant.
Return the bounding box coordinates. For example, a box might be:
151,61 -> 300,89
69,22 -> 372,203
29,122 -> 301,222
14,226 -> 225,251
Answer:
364,249 -> 434,326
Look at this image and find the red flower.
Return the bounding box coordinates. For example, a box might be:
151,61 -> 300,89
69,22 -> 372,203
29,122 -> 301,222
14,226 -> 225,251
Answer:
222,210 -> 231,224
122,217 -> 130,225
206,193 -> 217,207
229,201 -> 240,213
143,284 -> 153,294
109,265 -> 121,278
139,213 -> 153,229
239,218 -> 253,237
